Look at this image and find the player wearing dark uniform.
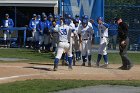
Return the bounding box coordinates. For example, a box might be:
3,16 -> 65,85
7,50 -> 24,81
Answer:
116,18 -> 133,70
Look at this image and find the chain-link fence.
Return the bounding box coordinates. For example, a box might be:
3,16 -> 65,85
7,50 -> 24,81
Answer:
105,0 -> 140,51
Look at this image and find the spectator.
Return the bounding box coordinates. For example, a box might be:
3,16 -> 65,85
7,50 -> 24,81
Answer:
1,13 -> 14,48
28,14 -> 40,49
108,19 -> 118,50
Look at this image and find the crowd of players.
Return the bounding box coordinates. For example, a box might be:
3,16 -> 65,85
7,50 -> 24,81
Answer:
1,12 -> 132,71
26,12 -> 110,71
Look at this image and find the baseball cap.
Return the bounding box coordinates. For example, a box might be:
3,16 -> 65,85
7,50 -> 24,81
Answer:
84,15 -> 89,20
75,14 -> 79,18
82,19 -> 88,24
74,18 -> 79,23
97,17 -> 104,21
33,14 -> 37,17
5,13 -> 9,17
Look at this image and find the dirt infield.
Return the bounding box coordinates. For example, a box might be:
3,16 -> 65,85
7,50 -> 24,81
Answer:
0,63 -> 140,84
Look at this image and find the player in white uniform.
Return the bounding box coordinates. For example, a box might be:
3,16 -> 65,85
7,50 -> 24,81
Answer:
53,18 -> 73,71
68,18 -> 80,65
78,19 -> 94,67
93,17 -> 109,67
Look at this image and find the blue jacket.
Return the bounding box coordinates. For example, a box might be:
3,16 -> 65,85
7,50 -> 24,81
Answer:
2,18 -> 14,27
29,18 -> 39,31
37,20 -> 50,35
108,23 -> 118,36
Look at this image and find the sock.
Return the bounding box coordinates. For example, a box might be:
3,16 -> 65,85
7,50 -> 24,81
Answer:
97,54 -> 102,63
79,51 -> 81,58
103,54 -> 108,64
76,51 -> 78,59
35,41 -> 39,49
65,53 -> 68,63
82,56 -> 86,62
53,47 -> 56,52
68,57 -> 72,66
54,58 -> 59,65
88,55 -> 91,62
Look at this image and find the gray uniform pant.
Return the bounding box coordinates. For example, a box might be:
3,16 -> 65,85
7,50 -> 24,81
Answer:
119,38 -> 132,67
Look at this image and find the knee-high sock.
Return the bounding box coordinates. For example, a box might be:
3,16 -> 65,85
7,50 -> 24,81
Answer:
76,51 -> 79,59
97,54 -> 102,63
79,51 -> 81,58
103,54 -> 108,64
54,58 -> 59,65
65,53 -> 68,63
88,55 -> 91,62
68,57 -> 72,66
82,56 -> 86,62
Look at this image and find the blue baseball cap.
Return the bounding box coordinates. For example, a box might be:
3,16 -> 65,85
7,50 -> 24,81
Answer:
84,15 -> 89,20
74,18 -> 79,23
97,17 -> 104,21
82,19 -> 88,24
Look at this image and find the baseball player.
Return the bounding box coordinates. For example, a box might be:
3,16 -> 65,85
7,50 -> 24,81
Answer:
93,17 -> 109,67
29,14 -> 40,49
53,18 -> 73,71
78,19 -> 94,67
37,15 -> 49,53
50,20 -> 59,54
1,14 -> 14,48
70,18 -> 80,65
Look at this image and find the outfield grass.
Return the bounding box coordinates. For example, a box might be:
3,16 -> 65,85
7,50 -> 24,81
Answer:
92,52 -> 140,64
0,80 -> 139,93
0,48 -> 54,62
0,48 -> 139,64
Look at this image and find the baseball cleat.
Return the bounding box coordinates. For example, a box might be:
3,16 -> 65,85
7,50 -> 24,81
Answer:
53,64 -> 58,71
88,62 -> 91,67
81,62 -> 85,66
68,65 -> 73,70
100,64 -> 108,68
96,62 -> 100,67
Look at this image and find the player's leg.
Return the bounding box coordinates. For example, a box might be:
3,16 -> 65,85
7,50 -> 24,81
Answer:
81,40 -> 87,66
54,42 -> 64,71
96,38 -> 104,67
32,31 -> 36,49
38,35 -> 44,53
34,31 -> 39,50
102,38 -> 109,67
87,40 -> 92,67
44,34 -> 48,52
66,42 -> 73,69
3,30 -> 7,47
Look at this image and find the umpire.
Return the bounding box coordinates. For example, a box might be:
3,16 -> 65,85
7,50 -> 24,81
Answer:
116,18 -> 133,70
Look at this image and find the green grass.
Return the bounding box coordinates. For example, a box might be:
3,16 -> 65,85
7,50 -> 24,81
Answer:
0,48 -> 139,64
92,52 -> 140,64
0,48 -> 54,63
0,80 -> 140,93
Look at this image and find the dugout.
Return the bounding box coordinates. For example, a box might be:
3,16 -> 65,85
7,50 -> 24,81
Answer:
0,0 -> 58,47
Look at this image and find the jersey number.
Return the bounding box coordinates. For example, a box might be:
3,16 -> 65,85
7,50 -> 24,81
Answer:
60,29 -> 67,35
